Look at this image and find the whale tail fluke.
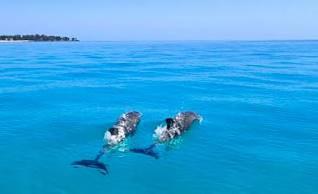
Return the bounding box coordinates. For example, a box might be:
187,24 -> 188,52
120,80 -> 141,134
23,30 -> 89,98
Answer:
71,159 -> 109,175
130,143 -> 159,159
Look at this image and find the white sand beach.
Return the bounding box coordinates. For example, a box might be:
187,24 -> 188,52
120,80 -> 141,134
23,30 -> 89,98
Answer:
0,40 -> 30,43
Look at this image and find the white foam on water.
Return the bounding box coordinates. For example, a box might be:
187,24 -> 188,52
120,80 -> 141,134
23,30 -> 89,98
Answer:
153,124 -> 168,142
198,115 -> 203,123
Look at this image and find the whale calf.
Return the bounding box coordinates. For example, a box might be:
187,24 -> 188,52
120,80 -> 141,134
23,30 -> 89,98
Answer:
72,111 -> 142,175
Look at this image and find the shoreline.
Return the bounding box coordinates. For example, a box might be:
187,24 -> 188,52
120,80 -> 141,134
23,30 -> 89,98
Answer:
0,40 -> 30,43
0,40 -> 79,43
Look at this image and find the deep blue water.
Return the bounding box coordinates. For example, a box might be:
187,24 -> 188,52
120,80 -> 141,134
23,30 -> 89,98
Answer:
0,41 -> 317,194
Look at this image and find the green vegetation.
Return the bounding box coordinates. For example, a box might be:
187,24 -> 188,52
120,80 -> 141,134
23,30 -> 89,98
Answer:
0,34 -> 79,41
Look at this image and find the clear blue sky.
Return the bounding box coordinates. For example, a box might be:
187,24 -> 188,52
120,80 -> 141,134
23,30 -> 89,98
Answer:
1,0 -> 317,41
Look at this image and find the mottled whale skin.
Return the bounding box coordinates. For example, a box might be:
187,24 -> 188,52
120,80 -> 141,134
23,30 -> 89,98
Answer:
155,111 -> 201,142
104,111 -> 142,146
174,111 -> 200,133
130,111 -> 201,159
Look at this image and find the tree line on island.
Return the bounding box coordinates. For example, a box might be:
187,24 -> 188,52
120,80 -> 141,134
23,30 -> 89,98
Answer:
0,34 -> 79,41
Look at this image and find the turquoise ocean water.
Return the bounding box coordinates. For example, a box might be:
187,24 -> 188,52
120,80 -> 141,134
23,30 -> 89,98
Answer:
0,41 -> 317,194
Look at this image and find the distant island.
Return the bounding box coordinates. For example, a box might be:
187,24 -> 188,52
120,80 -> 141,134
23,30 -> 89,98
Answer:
0,34 -> 79,42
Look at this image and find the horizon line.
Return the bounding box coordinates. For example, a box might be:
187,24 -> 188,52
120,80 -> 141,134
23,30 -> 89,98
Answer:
79,39 -> 318,42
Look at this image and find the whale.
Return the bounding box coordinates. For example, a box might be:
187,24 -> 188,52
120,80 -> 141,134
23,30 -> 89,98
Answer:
130,111 -> 201,159
155,111 -> 201,142
104,111 -> 142,146
72,111 -> 142,175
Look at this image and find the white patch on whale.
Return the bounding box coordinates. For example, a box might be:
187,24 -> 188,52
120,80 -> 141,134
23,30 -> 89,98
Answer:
153,124 -> 167,141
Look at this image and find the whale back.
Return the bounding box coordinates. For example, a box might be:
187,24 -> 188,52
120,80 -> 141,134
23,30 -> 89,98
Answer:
175,111 -> 200,132
154,111 -> 200,142
105,111 -> 142,146
116,111 -> 141,134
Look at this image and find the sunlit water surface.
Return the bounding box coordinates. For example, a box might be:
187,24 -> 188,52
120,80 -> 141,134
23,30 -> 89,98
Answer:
0,41 -> 317,194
